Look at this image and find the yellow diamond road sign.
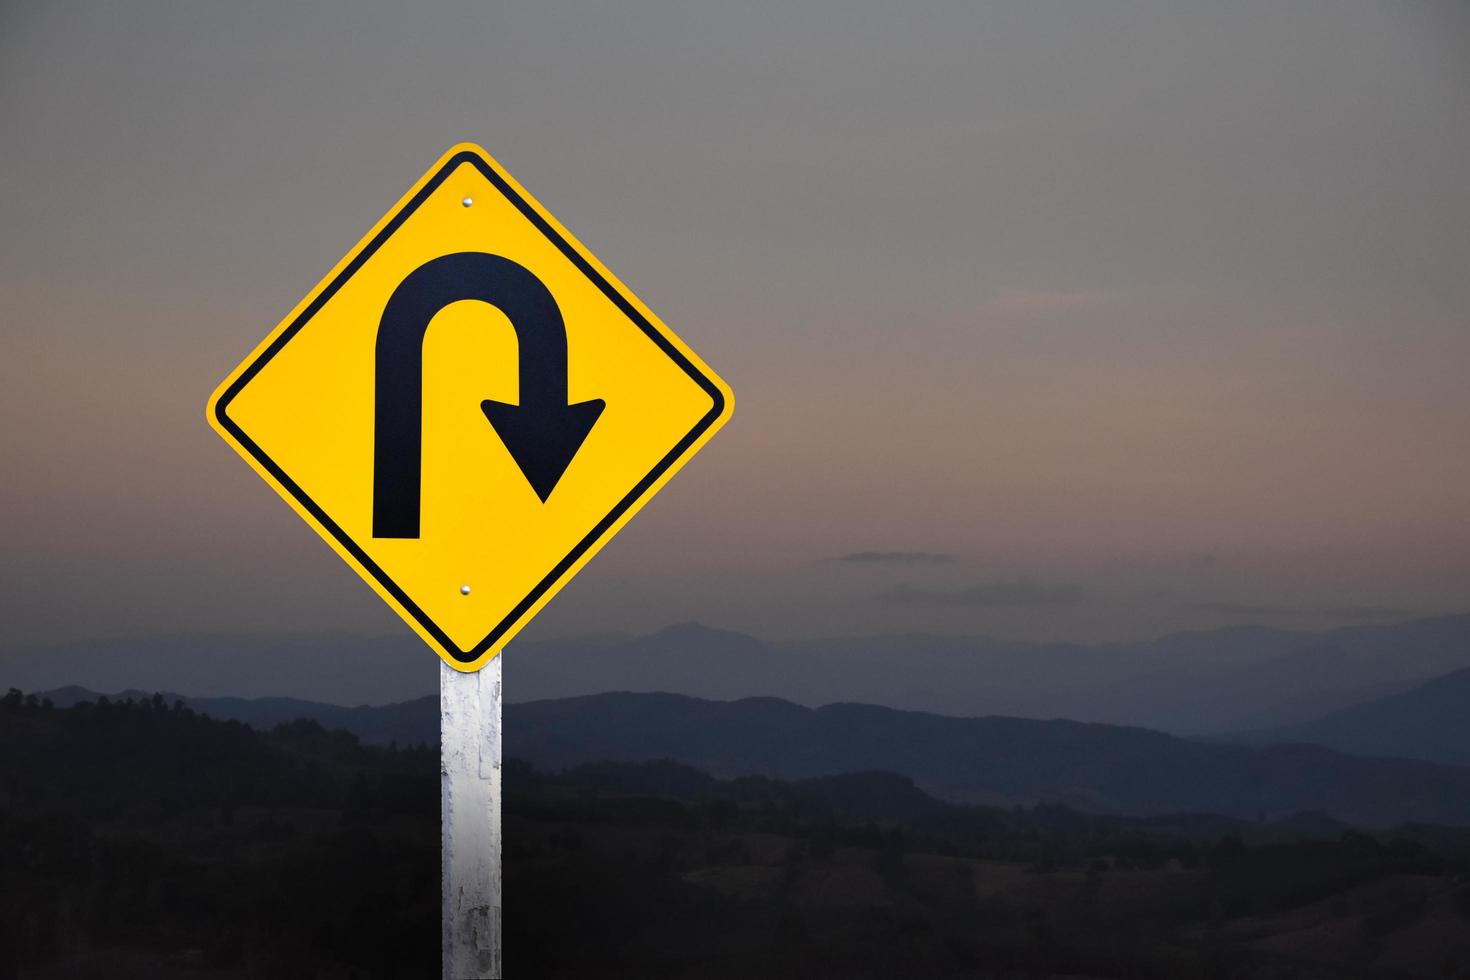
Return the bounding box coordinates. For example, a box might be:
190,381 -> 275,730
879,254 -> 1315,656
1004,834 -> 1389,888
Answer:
208,144 -> 732,671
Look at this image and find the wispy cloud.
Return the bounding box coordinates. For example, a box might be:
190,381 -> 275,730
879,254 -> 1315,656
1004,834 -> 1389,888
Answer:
1185,601 -> 1415,622
880,580 -> 1086,607
835,551 -> 956,565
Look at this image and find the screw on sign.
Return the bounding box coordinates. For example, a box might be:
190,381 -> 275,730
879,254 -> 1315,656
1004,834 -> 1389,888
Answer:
207,144 -> 733,978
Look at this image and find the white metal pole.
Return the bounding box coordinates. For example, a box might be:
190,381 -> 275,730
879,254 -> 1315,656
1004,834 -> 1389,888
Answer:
441,655 -> 503,979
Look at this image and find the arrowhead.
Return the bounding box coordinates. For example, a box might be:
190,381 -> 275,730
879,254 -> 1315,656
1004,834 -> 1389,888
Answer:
480,397 -> 606,502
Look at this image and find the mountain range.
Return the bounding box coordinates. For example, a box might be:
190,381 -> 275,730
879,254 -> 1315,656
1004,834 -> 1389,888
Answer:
502,691 -> 1470,827
34,681 -> 1470,828
8,613 -> 1470,734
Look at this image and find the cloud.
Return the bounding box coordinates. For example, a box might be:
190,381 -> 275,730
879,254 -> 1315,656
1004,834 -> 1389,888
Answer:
835,551 -> 956,564
879,580 -> 1086,607
1185,602 -> 1416,622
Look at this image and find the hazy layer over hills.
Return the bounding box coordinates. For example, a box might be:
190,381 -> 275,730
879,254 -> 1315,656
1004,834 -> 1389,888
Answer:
8,613 -> 1470,734
508,616 -> 1470,734
2,632 -> 438,707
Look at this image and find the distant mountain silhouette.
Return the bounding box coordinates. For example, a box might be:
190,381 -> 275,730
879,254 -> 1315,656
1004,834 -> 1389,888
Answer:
12,613 -> 1469,733
1232,666 -> 1470,766
505,692 -> 1470,827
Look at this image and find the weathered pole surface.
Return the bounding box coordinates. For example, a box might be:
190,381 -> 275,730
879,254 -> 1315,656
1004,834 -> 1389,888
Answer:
441,656 -> 503,979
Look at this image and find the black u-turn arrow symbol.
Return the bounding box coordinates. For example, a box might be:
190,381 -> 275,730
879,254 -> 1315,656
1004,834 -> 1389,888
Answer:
372,251 -> 605,539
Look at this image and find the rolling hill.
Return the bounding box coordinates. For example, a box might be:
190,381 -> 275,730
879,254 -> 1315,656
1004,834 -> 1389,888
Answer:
1236,666 -> 1470,766
29,684 -> 1470,827
503,691 -> 1470,827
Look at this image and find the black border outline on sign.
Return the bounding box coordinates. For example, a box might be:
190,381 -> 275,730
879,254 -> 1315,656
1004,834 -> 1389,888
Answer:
213,150 -> 727,663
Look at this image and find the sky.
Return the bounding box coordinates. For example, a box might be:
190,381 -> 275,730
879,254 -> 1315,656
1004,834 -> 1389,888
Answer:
2,1 -> 1468,652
